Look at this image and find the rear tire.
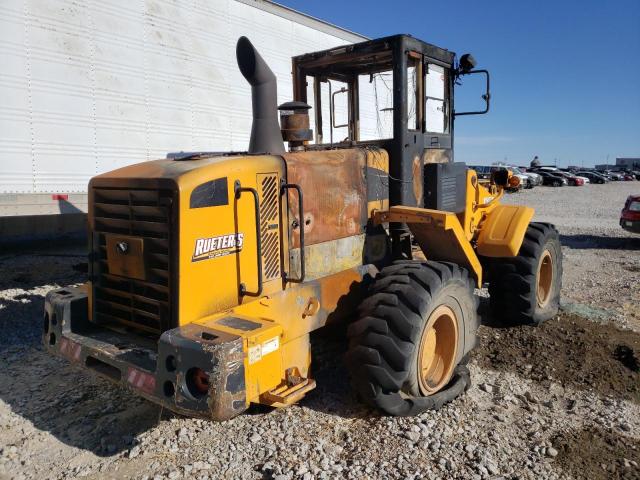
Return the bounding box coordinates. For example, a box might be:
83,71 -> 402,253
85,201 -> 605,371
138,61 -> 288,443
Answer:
346,261 -> 478,416
486,222 -> 562,325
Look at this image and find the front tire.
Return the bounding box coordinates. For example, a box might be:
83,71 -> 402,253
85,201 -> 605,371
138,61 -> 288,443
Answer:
486,222 -> 562,325
346,261 -> 478,416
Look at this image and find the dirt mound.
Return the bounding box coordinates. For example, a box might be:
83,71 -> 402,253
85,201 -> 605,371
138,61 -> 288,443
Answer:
475,314 -> 640,403
552,426 -> 640,479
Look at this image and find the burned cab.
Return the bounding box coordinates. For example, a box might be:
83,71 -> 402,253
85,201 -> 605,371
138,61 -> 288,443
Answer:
290,35 -> 490,256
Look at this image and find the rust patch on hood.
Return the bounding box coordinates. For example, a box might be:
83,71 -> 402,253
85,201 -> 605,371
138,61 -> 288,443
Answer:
283,148 -> 368,247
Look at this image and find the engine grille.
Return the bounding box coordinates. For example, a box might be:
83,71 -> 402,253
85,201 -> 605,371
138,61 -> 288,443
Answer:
440,176 -> 458,211
258,174 -> 281,281
91,186 -> 176,336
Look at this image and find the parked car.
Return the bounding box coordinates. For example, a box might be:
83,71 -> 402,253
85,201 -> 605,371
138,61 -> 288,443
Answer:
537,166 -> 561,171
537,171 -> 567,186
622,173 -> 636,181
510,166 -> 542,186
469,165 -> 492,180
575,175 -> 590,184
534,168 -> 584,186
575,171 -> 607,184
604,171 -> 624,181
555,171 -> 584,186
620,195 -> 640,233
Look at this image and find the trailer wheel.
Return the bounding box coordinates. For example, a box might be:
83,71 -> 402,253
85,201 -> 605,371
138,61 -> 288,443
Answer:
346,260 -> 478,416
486,222 -> 562,325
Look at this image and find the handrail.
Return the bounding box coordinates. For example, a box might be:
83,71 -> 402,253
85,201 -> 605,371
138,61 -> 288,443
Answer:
281,182 -> 305,283
234,180 -> 263,297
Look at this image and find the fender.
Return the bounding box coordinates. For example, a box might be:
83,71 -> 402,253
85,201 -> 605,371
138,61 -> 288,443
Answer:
476,205 -> 534,257
373,207 -> 483,286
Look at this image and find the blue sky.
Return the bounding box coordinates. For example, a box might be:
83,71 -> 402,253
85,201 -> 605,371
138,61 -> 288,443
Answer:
278,0 -> 640,167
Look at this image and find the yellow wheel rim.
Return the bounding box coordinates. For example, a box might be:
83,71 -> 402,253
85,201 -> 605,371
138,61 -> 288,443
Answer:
536,249 -> 553,308
417,305 -> 458,395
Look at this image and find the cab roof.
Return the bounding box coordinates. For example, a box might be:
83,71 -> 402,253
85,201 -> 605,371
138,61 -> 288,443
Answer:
292,34 -> 456,78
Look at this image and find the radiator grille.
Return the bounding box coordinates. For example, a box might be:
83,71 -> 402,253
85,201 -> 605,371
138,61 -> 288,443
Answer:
258,174 -> 281,281
91,187 -> 176,336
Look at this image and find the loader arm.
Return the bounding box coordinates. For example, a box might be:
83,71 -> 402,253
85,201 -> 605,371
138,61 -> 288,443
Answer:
372,168 -> 535,287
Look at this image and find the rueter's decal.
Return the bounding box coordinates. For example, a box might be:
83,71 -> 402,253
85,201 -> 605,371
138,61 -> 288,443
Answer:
192,233 -> 244,262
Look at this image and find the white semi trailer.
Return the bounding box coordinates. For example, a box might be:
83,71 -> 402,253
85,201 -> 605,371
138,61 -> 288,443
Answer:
0,0 -> 365,242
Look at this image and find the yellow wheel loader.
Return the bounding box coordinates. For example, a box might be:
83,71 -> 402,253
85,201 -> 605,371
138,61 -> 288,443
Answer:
43,35 -> 562,420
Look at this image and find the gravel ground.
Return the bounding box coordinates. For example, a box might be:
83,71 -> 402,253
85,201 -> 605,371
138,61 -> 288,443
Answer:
1,182 -> 639,480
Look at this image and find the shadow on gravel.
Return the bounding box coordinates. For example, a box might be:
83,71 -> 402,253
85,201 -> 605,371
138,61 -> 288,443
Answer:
244,325 -> 368,420
0,235 -> 86,255
298,325 -> 370,419
551,425 -> 640,480
474,314 -> 640,404
477,297 -> 505,329
560,234 -> 640,250
297,275 -> 379,419
0,253 -> 87,293
477,296 -> 532,330
0,256 -> 164,457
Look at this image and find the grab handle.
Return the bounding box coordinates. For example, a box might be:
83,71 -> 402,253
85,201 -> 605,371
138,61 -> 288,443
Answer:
281,182 -> 305,283
234,180 -> 262,297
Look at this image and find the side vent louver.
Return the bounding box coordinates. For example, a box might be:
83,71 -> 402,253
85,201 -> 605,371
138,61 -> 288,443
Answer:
258,174 -> 281,281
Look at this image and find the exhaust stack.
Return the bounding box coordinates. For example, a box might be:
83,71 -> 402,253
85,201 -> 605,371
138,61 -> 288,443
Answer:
236,36 -> 285,154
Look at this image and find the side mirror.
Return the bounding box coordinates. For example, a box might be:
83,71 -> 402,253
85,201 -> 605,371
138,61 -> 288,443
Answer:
454,56 -> 491,117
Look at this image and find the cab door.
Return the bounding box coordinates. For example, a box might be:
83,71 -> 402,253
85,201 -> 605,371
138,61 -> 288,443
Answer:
423,58 -> 453,164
